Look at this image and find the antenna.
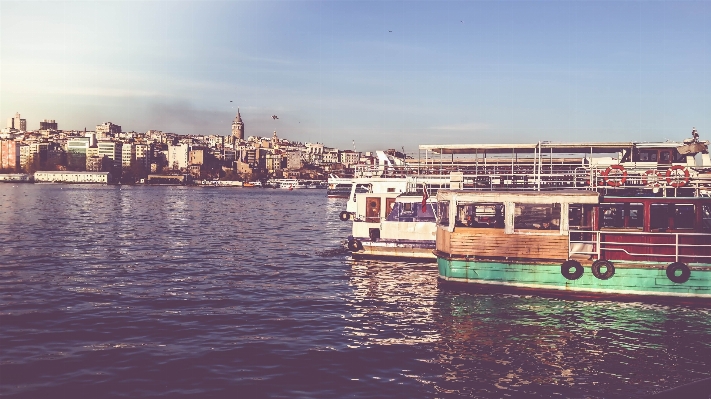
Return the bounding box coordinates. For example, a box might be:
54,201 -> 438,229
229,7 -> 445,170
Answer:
352,140 -> 356,152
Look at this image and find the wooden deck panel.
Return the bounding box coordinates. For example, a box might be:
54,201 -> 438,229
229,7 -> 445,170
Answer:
443,227 -> 569,261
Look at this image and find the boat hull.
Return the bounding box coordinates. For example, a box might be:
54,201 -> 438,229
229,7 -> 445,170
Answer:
436,256 -> 711,300
351,240 -> 436,260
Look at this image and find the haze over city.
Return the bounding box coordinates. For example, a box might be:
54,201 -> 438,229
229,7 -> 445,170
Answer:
1,1 -> 709,151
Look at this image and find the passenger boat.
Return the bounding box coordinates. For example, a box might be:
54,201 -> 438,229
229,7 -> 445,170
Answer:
343,130 -> 711,261
276,179 -> 307,189
347,191 -> 438,259
434,189 -> 711,300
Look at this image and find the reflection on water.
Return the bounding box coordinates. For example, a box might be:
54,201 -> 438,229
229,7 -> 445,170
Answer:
346,259 -> 711,398
346,260 -> 440,347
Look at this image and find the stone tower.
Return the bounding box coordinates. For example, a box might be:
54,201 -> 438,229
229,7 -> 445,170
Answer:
231,108 -> 244,141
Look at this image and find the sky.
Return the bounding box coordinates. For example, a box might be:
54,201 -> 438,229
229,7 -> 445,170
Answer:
1,1 -> 709,152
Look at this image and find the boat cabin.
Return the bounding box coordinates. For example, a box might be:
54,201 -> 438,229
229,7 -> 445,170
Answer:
435,190 -> 711,265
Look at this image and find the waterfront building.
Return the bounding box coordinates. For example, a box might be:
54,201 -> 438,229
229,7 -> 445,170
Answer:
135,143 -> 152,167
286,150 -> 303,170
66,137 -> 91,170
0,140 -> 21,171
265,153 -> 282,173
122,143 -> 136,167
231,109 -> 244,142
168,143 -> 189,170
27,143 -> 49,168
19,144 -> 29,170
340,150 -> 360,168
97,140 -> 123,169
34,171 -> 110,184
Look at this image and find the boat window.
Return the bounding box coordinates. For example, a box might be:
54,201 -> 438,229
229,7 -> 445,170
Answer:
514,203 -> 560,230
650,204 -> 670,230
456,203 -> 504,228
569,204 -> 594,229
660,151 -> 671,163
600,203 -> 643,229
674,151 -> 686,163
703,205 -> 711,232
651,203 -> 696,230
673,204 -> 695,229
437,202 -> 449,226
639,151 -> 657,162
386,201 -> 436,222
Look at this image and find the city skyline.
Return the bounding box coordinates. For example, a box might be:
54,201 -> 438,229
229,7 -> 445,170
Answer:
1,1 -> 709,151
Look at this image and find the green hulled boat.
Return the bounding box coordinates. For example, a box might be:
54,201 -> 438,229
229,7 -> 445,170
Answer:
434,190 -> 711,301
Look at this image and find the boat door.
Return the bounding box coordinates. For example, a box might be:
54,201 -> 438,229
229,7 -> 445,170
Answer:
366,197 -> 381,223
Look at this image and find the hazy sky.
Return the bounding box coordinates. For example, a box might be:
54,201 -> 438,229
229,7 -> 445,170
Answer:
1,1 -> 709,151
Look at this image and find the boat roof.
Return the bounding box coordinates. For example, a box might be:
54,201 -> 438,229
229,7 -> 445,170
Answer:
437,189 -> 600,204
418,141 -> 686,155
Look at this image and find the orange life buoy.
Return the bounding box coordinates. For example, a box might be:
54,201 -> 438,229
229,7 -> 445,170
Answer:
665,165 -> 690,188
602,165 -> 627,187
641,169 -> 662,187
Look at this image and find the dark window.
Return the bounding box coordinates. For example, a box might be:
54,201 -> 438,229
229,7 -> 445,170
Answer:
569,204 -> 594,229
600,204 -> 624,228
660,151 -> 671,163
673,204 -> 695,229
650,204 -> 669,230
458,203 -> 504,228
438,202 -> 449,226
703,205 -> 710,232
515,203 -> 560,230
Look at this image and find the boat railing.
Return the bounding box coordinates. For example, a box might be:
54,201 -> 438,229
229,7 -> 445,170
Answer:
347,163 -> 709,192
568,229 -> 711,263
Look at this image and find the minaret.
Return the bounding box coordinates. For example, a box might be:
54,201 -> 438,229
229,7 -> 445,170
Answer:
231,108 -> 244,141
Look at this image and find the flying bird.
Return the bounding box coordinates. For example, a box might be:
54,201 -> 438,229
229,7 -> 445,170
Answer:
272,115 -> 279,120
389,30 -> 392,32
230,100 -> 233,102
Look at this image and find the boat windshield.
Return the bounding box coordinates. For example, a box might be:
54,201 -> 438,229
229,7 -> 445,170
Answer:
386,202 -> 436,222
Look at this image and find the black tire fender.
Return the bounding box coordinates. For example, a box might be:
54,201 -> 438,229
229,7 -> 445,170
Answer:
347,240 -> 363,252
666,262 -> 691,284
561,260 -> 584,280
339,211 -> 350,221
591,259 -> 615,280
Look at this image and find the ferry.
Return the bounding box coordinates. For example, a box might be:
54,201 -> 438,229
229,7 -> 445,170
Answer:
347,192 -> 438,259
433,189 -> 710,301
343,130 -> 711,260
273,179 -> 308,189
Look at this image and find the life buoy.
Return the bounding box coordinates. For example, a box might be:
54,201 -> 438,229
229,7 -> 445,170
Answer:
602,165 -> 627,187
339,211 -> 350,221
561,260 -> 584,280
641,170 -> 662,187
665,166 -> 690,188
347,239 -> 363,252
666,262 -> 690,283
591,259 -> 615,280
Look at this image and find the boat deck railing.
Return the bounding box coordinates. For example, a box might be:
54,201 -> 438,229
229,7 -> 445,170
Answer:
345,162 -> 711,196
569,229 -> 711,263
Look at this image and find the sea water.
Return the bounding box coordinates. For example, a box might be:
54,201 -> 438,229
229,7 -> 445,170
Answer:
1,185 -> 709,398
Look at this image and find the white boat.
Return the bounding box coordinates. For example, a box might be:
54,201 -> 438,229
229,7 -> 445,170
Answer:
347,191 -> 438,259
276,179 -> 307,189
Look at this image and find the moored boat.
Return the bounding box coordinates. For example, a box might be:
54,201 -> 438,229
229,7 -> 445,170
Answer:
342,130 -> 711,261
347,191 -> 438,259
434,189 -> 711,301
